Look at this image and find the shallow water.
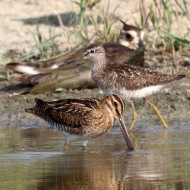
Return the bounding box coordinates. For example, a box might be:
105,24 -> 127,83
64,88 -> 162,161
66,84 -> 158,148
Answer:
0,121 -> 190,190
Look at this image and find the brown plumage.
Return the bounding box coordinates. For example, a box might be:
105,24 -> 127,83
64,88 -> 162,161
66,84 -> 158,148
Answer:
6,21 -> 145,93
25,94 -> 134,150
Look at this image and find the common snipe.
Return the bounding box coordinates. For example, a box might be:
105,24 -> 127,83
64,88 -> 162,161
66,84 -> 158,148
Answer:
25,94 -> 134,150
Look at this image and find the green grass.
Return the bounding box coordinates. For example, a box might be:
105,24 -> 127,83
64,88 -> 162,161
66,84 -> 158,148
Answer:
22,25 -> 61,60
7,0 -> 119,62
137,0 -> 190,51
71,0 -> 119,45
5,0 -> 190,63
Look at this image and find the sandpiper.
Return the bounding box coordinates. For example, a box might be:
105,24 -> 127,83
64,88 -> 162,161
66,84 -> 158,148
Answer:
25,94 -> 134,151
6,21 -> 145,93
84,44 -> 185,130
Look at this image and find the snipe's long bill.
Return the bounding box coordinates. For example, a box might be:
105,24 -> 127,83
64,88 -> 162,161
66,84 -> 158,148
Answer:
25,94 -> 134,151
84,44 -> 185,130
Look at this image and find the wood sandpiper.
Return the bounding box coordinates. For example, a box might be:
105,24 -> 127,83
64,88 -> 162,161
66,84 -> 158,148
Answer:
84,44 -> 185,130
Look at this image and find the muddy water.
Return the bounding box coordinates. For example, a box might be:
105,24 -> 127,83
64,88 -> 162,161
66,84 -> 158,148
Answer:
0,121 -> 190,190
0,84 -> 189,190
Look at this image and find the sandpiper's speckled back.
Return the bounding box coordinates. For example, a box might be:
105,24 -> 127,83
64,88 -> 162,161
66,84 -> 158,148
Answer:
85,45 -> 185,99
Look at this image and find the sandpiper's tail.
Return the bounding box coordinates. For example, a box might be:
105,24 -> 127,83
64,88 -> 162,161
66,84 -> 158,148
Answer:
174,75 -> 186,80
162,74 -> 186,85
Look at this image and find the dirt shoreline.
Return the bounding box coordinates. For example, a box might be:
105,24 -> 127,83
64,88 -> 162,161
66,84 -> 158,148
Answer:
0,77 -> 189,129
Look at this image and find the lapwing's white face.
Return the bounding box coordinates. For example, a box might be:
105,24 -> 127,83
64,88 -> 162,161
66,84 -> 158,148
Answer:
119,29 -> 145,49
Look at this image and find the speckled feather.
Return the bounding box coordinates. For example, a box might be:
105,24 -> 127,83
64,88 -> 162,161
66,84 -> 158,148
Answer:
85,45 -> 185,99
104,64 -> 184,90
25,95 -> 134,150
26,95 -> 121,137
7,22 -> 145,93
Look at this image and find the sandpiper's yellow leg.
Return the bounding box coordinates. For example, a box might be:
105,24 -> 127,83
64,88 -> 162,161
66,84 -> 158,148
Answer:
130,132 -> 140,150
146,99 -> 169,129
64,141 -> 68,151
130,101 -> 137,131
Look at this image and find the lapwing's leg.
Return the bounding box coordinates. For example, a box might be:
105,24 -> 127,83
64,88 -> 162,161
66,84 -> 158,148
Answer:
146,99 -> 169,129
130,101 -> 137,131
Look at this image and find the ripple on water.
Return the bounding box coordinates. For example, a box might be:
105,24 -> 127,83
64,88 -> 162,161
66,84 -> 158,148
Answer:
0,121 -> 190,189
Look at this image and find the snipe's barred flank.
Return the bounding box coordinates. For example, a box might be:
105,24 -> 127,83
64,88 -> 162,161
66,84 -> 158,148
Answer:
25,94 -> 134,151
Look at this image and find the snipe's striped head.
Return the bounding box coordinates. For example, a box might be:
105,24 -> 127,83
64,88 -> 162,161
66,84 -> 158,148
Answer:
103,94 -> 133,150
102,94 -> 125,120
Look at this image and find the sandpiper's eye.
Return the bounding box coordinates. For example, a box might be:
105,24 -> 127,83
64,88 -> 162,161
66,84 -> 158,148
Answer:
90,49 -> 95,53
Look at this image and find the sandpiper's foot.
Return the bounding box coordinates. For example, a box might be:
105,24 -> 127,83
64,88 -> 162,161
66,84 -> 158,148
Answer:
146,99 -> 169,129
64,141 -> 69,151
130,101 -> 137,131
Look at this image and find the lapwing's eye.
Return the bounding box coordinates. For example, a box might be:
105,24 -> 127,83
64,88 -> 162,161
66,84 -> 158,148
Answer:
125,33 -> 133,41
90,49 -> 95,53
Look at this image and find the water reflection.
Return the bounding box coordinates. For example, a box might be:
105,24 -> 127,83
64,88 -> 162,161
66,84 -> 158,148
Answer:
0,123 -> 190,190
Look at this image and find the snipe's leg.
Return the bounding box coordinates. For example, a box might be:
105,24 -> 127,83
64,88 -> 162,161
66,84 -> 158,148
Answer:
146,99 -> 169,129
82,140 -> 88,150
130,101 -> 137,131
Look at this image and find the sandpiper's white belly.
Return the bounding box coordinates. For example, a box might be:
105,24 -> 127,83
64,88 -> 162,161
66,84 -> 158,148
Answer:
105,85 -> 163,100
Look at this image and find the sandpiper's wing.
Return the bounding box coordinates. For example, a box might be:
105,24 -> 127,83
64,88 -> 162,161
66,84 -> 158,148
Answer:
107,64 -> 185,90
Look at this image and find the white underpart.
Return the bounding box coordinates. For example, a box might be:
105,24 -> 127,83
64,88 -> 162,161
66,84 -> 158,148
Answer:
15,65 -> 39,74
51,64 -> 59,69
107,85 -> 163,99
141,31 -> 145,39
119,39 -> 130,47
119,30 -> 138,48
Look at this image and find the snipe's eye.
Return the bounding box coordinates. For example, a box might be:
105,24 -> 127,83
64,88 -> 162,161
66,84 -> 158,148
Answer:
113,102 -> 118,107
90,49 -> 95,53
125,33 -> 133,41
